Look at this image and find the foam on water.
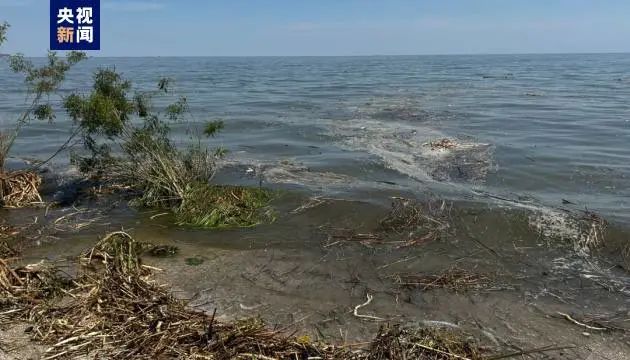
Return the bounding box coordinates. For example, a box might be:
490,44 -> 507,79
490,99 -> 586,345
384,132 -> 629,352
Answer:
326,98 -> 494,184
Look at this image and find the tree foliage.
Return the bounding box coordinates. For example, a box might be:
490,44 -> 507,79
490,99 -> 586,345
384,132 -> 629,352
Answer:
65,69 -> 231,210
0,21 -> 86,171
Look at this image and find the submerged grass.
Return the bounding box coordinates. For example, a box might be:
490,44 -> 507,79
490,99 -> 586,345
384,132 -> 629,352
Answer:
176,183 -> 276,228
0,232 -> 496,359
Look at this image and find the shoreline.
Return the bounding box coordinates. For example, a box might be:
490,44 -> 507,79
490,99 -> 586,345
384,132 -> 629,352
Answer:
1,175 -> 629,359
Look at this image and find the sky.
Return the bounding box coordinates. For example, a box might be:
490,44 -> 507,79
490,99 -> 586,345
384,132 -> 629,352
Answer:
1,0 -> 630,56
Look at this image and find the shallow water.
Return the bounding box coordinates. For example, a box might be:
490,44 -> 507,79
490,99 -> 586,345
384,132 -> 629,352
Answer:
11,194 -> 630,358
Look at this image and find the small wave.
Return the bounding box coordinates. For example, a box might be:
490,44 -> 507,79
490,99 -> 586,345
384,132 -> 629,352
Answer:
263,163 -> 353,187
218,158 -> 355,190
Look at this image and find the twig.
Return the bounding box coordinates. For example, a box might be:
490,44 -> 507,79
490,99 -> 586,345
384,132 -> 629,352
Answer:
557,312 -> 608,331
486,344 -> 576,360
353,293 -> 384,321
150,212 -> 169,220
414,343 -> 471,360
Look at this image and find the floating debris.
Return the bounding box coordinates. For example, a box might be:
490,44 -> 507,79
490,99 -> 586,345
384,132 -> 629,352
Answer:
390,267 -> 491,292
322,226 -> 382,247
378,197 -> 452,247
263,163 -> 353,187
329,116 -> 494,184
291,196 -> 331,214
529,209 -> 607,255
555,311 -> 630,333
53,207 -> 106,232
322,197 -> 453,248
428,138 -> 458,151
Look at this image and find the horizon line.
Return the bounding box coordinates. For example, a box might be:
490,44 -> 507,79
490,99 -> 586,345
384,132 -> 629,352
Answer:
4,51 -> 630,58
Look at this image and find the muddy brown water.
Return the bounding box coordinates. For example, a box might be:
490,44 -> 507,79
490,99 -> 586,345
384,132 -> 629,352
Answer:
5,188 -> 629,359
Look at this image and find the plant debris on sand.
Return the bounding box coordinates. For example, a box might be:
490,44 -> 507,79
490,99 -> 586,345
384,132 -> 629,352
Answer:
378,197 -> 452,242
0,170 -> 42,208
368,324 -> 484,360
2,232 -> 339,359
0,232 -> 497,359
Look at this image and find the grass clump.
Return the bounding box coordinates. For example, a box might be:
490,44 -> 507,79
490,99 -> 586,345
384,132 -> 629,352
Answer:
177,183 -> 275,228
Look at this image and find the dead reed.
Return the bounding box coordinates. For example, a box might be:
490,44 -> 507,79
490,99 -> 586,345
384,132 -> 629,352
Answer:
378,197 -> 452,247
0,170 -> 42,208
323,227 -> 382,247
575,211 -> 607,252
368,324 -> 484,360
0,233 -> 562,359
428,138 -> 458,151
322,198 -> 452,248
0,232 -> 345,359
391,267 -> 490,292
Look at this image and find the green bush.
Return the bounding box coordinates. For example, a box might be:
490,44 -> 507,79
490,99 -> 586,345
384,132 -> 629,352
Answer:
64,69 -> 274,229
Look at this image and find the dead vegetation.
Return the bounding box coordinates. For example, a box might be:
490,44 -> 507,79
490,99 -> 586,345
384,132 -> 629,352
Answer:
0,223 -> 22,258
323,227 -> 383,247
368,325 -> 485,360
390,267 -> 491,292
378,197 -> 452,244
0,232 -> 506,359
324,197 -> 452,248
0,170 -> 42,208
1,232 -> 342,359
427,138 -> 458,151
529,209 -> 608,255
575,211 -> 607,252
